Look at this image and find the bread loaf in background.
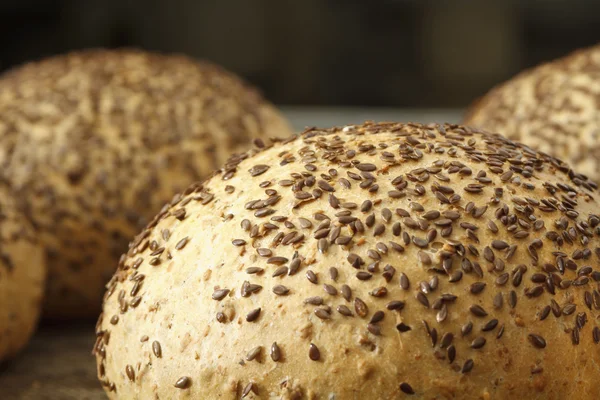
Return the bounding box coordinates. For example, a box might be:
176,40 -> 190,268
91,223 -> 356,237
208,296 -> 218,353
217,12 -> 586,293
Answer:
95,122 -> 600,399
0,184 -> 45,362
0,49 -> 292,319
464,44 -> 600,183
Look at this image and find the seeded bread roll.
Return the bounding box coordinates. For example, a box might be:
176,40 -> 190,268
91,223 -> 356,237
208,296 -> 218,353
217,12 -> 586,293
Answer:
464,44 -> 600,182
0,185 -> 45,361
95,122 -> 600,399
0,49 -> 292,319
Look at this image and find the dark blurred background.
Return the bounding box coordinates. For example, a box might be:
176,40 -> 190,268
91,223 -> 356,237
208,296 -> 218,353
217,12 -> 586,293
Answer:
0,0 -> 598,107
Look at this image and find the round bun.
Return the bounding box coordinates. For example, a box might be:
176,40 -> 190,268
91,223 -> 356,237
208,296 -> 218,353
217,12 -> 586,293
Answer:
95,122 -> 600,399
0,184 -> 45,361
0,49 -> 292,319
464,44 -> 600,182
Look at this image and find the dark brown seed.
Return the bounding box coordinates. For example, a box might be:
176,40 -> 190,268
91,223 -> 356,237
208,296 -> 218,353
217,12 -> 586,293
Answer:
528,333 -> 546,348
271,342 -> 281,361
508,290 -> 517,308
126,365 -> 135,382
367,323 -> 381,336
288,258 -> 301,275
396,322 -> 411,332
324,284 -> 338,296
304,296 -> 323,305
493,293 -> 503,309
481,318 -> 499,332
356,271 -> 372,281
329,267 -> 339,281
496,273 -> 509,286
491,240 -> 509,250
496,324 -> 505,339
400,382 -> 415,395
241,382 -> 257,398
551,299 -> 561,317
462,321 -> 473,336
539,305 -> 551,321
356,163 -> 377,171
246,308 -> 261,322
267,256 -> 288,265
314,308 -> 331,320
370,311 -> 385,324
309,343 -> 320,361
232,239 -> 246,246
174,376 -> 191,389
448,270 -> 462,283
440,332 -> 454,348
470,304 -> 488,317
386,300 -> 405,311
306,270 -> 318,284
593,327 -> 600,344
152,341 -> 162,358
246,267 -> 263,275
212,288 -> 230,301
374,224 -> 385,236
341,285 -> 352,301
273,266 -> 288,277
471,337 -> 486,349
400,273 -> 410,289
354,297 -> 369,317
461,359 -> 474,373
216,312 -> 226,323
470,282 -> 486,294
416,292 -> 430,308
175,237 -> 189,250
563,304 -> 576,316
249,164 -> 269,176
447,344 -> 456,363
436,305 -> 448,323
369,286 -> 387,297
337,305 -> 353,316
273,285 -> 290,296
246,346 -> 262,361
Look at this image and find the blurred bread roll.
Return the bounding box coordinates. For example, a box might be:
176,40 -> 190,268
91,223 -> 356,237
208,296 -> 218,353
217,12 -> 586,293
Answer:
0,49 -> 292,318
0,184 -> 45,361
465,44 -> 600,182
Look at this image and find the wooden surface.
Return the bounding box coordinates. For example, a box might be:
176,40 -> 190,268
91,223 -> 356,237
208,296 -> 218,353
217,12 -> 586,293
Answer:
0,107 -> 462,400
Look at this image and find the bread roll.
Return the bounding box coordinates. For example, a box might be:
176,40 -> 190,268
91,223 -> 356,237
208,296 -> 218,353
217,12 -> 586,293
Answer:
0,185 -> 45,361
0,49 -> 292,318
95,122 -> 600,399
464,44 -> 600,182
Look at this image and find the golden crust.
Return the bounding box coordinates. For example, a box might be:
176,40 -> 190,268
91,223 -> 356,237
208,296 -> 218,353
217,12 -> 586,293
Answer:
0,49 -> 292,318
0,185 -> 45,361
464,44 -> 600,183
96,122 -> 600,399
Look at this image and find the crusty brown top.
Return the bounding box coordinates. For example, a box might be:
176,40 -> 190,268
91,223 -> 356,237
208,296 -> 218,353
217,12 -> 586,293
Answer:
464,44 -> 600,183
96,122 -> 600,399
0,49 -> 292,318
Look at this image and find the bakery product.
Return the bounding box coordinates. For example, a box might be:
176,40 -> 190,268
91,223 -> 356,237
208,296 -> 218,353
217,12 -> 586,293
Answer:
95,122 -> 600,399
464,44 -> 600,183
0,184 -> 45,362
0,49 -> 292,319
